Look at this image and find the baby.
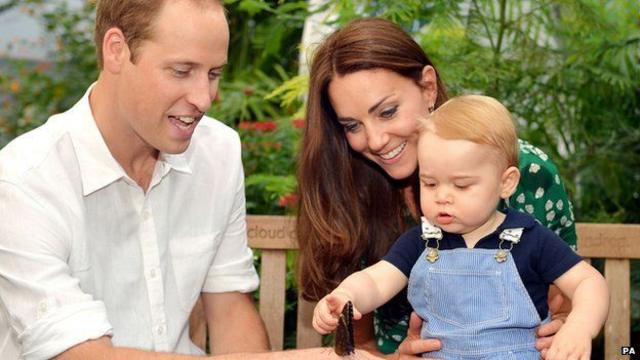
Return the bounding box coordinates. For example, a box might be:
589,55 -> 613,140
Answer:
313,95 -> 609,359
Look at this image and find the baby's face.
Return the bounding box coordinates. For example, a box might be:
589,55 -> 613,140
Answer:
418,131 -> 508,237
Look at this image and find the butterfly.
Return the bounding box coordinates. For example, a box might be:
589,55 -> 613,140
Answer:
334,300 -> 355,356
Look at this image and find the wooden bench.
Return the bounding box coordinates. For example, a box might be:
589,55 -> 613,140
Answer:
190,216 -> 640,359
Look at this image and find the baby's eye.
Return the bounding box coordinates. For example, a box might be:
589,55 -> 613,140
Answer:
454,184 -> 470,189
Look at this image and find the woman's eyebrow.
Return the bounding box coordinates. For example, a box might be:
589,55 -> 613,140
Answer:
368,95 -> 392,114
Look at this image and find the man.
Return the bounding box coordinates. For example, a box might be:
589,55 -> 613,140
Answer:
0,0 -> 271,358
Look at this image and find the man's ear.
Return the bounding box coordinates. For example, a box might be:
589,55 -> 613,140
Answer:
500,166 -> 520,199
102,27 -> 129,73
419,65 -> 438,107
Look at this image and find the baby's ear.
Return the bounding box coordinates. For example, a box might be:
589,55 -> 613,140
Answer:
500,166 -> 520,199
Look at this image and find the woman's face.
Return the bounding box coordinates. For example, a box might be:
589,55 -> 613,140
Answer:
328,67 -> 437,180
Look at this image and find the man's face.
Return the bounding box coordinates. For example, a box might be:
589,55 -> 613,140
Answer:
117,0 -> 229,154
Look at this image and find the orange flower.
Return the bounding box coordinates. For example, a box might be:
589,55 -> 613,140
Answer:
9,81 -> 20,93
278,193 -> 299,208
238,121 -> 253,130
254,121 -> 277,132
291,118 -> 305,129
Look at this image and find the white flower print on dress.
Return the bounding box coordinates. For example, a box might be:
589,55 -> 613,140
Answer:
525,205 -> 535,214
545,200 -> 553,211
517,193 -> 526,203
535,187 -> 545,199
546,210 -> 556,222
556,200 -> 564,210
529,163 -> 541,174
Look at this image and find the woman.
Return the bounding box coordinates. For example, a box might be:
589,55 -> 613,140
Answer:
296,17 -> 575,357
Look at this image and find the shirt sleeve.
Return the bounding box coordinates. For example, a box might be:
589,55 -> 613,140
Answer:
532,223 -> 583,284
507,139 -> 577,249
382,225 -> 424,277
0,181 -> 112,360
202,134 -> 259,294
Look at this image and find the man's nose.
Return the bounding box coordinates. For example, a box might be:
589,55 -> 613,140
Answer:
187,75 -> 215,113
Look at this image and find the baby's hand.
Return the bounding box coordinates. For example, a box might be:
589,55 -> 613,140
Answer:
312,291 -> 362,334
544,321 -> 592,360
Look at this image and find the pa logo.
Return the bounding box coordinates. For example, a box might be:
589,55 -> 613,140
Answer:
621,346 -> 636,356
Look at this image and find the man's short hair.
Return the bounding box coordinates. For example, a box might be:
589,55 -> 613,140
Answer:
94,0 -> 220,69
419,95 -> 519,168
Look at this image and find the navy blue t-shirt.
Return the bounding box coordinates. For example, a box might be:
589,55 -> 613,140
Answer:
383,208 -> 582,320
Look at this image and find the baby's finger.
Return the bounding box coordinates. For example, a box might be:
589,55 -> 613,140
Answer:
312,316 -> 334,335
325,294 -> 344,313
352,306 -> 363,320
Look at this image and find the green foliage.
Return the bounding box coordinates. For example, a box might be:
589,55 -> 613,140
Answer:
0,0 -> 97,146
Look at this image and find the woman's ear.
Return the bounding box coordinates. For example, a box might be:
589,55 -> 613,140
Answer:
102,27 -> 129,74
419,65 -> 438,107
500,166 -> 521,199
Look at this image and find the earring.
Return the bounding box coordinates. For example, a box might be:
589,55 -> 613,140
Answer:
428,104 -> 435,114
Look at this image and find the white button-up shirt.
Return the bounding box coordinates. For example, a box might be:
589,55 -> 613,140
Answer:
0,87 -> 259,360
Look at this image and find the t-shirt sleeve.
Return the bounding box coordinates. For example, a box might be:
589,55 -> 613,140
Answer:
508,139 -> 577,249
382,225 -> 424,277
533,223 -> 583,284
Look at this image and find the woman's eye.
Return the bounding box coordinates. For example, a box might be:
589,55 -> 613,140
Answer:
380,105 -> 398,118
422,182 -> 436,188
342,122 -> 360,133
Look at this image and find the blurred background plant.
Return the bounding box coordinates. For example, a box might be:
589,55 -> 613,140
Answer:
1,0 -> 638,350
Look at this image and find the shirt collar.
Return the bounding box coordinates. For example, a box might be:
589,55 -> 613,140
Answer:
497,208 -> 537,231
68,84 -> 194,196
160,153 -> 192,174
68,84 -> 126,196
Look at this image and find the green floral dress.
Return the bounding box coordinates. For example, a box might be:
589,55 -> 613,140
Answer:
373,139 -> 577,354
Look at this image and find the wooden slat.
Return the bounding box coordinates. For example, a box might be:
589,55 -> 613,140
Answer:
247,215 -> 298,250
259,250 -> 287,350
296,297 -> 322,349
576,223 -> 640,259
603,259 -> 630,360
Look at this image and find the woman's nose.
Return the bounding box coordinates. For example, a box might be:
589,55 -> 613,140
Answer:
365,123 -> 389,153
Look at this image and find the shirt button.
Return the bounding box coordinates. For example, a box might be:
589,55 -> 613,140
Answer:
156,324 -> 165,335
142,209 -> 151,221
149,268 -> 157,278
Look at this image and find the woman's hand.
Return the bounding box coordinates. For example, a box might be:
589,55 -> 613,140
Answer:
536,285 -> 571,357
395,312 -> 442,359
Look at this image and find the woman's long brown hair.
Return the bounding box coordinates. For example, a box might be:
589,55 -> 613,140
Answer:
296,18 -> 448,301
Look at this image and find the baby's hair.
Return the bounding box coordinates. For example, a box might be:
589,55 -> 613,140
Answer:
418,95 -> 519,168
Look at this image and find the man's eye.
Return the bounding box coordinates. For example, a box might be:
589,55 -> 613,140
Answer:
172,69 -> 190,77
209,71 -> 222,80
